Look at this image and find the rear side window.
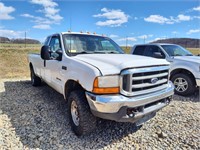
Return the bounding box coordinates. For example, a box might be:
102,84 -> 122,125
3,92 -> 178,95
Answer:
133,46 -> 146,55
144,46 -> 165,58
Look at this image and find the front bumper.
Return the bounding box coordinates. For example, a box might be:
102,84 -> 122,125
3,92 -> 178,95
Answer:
86,81 -> 174,123
196,78 -> 200,86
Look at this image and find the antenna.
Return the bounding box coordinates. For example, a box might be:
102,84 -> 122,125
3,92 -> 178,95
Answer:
69,17 -> 72,55
70,17 -> 72,31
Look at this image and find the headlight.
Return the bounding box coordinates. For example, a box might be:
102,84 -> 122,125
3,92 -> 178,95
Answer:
92,75 -> 120,94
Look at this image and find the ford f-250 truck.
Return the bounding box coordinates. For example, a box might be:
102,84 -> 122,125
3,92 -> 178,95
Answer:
28,32 -> 174,136
131,44 -> 200,96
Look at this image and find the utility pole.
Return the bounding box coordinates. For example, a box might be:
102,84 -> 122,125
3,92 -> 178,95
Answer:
25,31 -> 26,48
126,36 -> 128,51
143,36 -> 146,44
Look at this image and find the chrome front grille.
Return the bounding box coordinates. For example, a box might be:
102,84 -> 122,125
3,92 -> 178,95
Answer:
120,66 -> 169,96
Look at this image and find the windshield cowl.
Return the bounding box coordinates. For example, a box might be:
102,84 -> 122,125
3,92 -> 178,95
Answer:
172,54 -> 193,57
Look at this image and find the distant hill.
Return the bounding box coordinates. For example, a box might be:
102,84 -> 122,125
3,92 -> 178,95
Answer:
0,36 -> 40,44
151,38 -> 200,48
12,38 -> 40,44
0,37 -> 10,43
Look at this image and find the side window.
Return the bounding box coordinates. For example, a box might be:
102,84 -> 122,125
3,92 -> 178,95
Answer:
133,46 -> 146,55
145,46 -> 165,58
49,36 -> 61,52
48,36 -> 62,59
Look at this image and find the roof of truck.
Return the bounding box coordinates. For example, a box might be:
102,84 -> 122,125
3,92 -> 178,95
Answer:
134,43 -> 178,46
61,31 -> 106,37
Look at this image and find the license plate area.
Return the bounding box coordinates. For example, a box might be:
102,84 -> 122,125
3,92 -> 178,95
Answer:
135,112 -> 156,126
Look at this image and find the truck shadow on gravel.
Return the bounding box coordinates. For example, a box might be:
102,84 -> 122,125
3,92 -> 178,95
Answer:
0,80 -> 141,149
172,88 -> 199,102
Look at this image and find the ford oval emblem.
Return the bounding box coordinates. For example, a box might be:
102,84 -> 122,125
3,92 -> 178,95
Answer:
151,78 -> 158,84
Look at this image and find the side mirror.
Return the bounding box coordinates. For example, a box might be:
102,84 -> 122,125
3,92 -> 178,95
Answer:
55,49 -> 63,61
41,46 -> 50,60
153,52 -> 165,59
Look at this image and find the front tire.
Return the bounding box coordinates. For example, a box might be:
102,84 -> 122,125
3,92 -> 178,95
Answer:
30,67 -> 41,86
68,90 -> 97,136
171,73 -> 196,96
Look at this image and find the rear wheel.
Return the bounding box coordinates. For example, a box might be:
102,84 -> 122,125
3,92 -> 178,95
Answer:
30,67 -> 41,86
68,90 -> 97,136
171,73 -> 196,96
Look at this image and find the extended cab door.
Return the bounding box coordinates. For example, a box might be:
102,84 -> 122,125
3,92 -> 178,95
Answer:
44,35 -> 63,93
144,45 -> 166,59
132,45 -> 147,56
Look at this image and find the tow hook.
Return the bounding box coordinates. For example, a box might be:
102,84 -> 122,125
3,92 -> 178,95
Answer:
127,107 -> 144,118
166,96 -> 172,104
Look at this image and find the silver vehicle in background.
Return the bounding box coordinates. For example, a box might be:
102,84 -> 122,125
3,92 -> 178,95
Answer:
131,44 -> 200,96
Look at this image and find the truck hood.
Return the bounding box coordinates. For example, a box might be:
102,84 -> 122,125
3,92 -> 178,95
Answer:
75,54 -> 169,75
173,56 -> 200,64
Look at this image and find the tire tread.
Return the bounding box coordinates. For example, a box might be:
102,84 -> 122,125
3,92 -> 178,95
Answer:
68,90 -> 96,136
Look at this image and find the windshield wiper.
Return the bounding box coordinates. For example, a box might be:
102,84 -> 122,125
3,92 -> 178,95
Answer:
185,54 -> 193,56
106,51 -> 120,54
172,54 -> 182,56
74,51 -> 93,55
93,51 -> 107,54
92,51 -> 119,54
73,50 -> 121,55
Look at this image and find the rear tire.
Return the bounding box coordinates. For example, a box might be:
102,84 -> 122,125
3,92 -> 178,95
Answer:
171,73 -> 196,96
68,90 -> 97,136
30,67 -> 41,86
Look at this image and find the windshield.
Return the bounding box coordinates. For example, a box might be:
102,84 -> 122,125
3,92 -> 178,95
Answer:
161,45 -> 193,56
62,34 -> 124,55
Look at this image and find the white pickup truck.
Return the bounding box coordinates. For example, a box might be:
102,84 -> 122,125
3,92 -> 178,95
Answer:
28,32 -> 174,136
131,44 -> 200,96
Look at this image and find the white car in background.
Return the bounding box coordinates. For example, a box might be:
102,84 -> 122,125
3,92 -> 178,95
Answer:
131,43 -> 200,96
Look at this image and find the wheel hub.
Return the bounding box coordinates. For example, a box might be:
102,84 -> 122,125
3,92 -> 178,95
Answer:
174,77 -> 188,92
71,101 -> 79,126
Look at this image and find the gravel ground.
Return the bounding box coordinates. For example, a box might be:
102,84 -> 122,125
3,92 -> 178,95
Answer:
0,79 -> 199,150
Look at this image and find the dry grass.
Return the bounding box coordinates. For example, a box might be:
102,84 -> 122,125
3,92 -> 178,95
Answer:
187,48 -> 200,55
0,43 -> 199,79
0,43 -> 41,79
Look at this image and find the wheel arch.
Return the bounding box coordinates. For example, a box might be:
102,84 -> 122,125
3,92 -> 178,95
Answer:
64,80 -> 85,100
29,62 -> 33,70
170,68 -> 196,85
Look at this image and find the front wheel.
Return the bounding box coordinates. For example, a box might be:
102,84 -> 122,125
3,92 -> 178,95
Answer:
171,73 -> 196,96
30,67 -> 41,86
68,90 -> 97,136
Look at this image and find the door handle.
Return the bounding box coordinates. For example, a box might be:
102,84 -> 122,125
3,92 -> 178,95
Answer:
62,66 -> 67,70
